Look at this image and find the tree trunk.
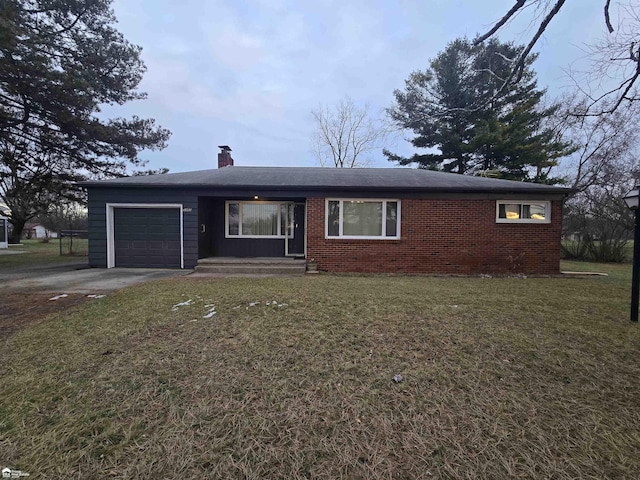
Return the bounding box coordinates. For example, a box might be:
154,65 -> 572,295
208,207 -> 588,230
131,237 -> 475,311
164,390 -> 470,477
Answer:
8,217 -> 26,244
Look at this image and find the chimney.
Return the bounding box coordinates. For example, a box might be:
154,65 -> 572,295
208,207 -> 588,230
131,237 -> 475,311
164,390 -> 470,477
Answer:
218,145 -> 234,168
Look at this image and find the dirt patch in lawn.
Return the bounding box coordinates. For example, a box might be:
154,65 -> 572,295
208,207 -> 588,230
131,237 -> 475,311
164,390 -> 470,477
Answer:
0,292 -> 91,337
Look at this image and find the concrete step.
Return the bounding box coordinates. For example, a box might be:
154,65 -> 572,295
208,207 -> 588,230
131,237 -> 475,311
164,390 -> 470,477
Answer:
195,258 -> 306,275
198,257 -> 306,266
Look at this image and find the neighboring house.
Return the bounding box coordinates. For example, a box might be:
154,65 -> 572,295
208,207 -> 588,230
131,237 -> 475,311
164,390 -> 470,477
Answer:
23,223 -> 58,239
80,146 -> 572,274
563,232 -> 587,242
0,215 -> 7,249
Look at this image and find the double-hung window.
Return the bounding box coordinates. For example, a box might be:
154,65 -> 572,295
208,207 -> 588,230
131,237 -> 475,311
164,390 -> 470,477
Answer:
496,201 -> 550,223
226,202 -> 294,238
326,199 -> 400,239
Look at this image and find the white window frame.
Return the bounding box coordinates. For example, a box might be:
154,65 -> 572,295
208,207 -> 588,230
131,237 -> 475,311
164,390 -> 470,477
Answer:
325,198 -> 401,240
0,215 -> 7,249
496,200 -> 551,224
225,201 -> 294,239
105,203 -> 184,269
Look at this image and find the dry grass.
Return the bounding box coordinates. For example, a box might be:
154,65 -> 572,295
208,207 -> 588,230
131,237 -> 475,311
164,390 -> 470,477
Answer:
0,263 -> 639,479
0,239 -> 87,269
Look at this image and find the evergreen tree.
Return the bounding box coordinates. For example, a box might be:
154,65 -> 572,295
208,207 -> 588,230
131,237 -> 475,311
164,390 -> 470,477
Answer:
386,38 -> 572,182
0,0 -> 170,241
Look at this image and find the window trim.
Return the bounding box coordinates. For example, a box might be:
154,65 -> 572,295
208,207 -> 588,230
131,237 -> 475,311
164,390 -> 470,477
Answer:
495,200 -> 551,224
325,198 -> 401,240
225,201 -> 294,239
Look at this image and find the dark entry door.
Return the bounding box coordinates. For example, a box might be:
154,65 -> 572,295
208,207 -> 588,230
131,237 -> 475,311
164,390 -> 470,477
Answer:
114,208 -> 181,268
198,198 -> 214,258
287,203 -> 305,256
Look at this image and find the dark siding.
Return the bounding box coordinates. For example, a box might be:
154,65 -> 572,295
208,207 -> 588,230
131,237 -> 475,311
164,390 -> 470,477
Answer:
87,188 -> 198,269
87,189 -> 107,267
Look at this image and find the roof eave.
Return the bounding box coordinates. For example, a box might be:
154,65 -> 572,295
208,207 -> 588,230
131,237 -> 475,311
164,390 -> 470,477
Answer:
78,181 -> 574,195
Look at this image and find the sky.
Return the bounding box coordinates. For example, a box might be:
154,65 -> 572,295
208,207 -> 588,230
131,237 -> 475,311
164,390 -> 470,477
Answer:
107,0 -> 611,173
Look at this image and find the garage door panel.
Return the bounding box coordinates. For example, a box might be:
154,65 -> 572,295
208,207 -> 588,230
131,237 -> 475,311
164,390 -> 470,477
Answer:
116,230 -> 178,241
114,207 -> 181,268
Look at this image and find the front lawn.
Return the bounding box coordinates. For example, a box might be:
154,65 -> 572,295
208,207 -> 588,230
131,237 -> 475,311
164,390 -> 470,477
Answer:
0,238 -> 87,269
0,263 -> 638,479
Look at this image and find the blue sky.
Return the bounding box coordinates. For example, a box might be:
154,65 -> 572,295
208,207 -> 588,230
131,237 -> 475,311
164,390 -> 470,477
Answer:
108,0 -> 609,173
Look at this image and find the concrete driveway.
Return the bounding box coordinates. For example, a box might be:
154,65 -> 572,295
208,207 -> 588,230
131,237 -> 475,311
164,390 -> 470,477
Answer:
0,261 -> 191,294
0,261 -> 193,336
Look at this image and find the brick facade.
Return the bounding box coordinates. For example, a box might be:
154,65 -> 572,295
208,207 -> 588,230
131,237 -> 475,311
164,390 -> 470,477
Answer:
306,197 -> 562,275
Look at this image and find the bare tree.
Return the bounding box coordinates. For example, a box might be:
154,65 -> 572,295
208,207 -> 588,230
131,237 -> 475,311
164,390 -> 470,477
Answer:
0,139 -> 79,243
475,1 -> 640,115
553,91 -> 639,261
549,93 -> 640,191
311,97 -> 387,168
562,164 -> 635,261
38,201 -> 87,236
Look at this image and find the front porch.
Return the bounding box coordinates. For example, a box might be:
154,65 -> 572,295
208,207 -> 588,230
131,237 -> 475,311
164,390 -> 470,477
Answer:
198,197 -> 306,259
195,257 -> 307,275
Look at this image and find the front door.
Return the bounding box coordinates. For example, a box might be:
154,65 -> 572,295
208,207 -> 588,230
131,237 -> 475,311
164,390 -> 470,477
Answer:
286,203 -> 305,256
198,198 -> 214,258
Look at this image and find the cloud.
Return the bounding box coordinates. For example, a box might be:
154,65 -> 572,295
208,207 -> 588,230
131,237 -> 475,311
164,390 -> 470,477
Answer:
140,55 -> 286,122
108,0 -> 619,173
207,25 -> 266,70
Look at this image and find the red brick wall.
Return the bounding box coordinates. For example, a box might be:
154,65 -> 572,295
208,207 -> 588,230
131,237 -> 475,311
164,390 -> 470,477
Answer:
306,197 -> 563,275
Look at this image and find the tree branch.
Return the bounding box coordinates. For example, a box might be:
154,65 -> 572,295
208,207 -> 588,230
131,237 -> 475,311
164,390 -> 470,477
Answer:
604,0 -> 614,33
499,0 -> 567,93
475,0 -> 528,45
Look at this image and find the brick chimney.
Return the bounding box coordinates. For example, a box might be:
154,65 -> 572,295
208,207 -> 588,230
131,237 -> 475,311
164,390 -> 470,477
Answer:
218,145 -> 233,168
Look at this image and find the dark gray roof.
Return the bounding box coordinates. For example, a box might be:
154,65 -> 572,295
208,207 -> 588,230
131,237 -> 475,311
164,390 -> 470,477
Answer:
80,166 -> 572,194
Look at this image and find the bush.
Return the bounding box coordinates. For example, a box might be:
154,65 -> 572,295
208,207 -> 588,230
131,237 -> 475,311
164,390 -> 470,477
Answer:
586,237 -> 629,263
561,240 -> 590,260
561,238 -> 629,263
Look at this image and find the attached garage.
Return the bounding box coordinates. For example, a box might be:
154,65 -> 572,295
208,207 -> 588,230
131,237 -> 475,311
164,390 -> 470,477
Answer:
107,204 -> 183,268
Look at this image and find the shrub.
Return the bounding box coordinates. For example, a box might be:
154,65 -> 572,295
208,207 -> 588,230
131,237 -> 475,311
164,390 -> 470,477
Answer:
586,237 -> 629,263
561,239 -> 589,260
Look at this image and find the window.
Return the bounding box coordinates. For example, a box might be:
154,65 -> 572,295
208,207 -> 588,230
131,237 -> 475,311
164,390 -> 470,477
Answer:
226,202 -> 294,238
326,199 -> 400,239
496,201 -> 550,223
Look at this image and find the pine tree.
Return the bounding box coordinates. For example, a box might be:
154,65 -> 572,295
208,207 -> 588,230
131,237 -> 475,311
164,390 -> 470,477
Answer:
0,0 -> 171,242
386,38 -> 573,182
